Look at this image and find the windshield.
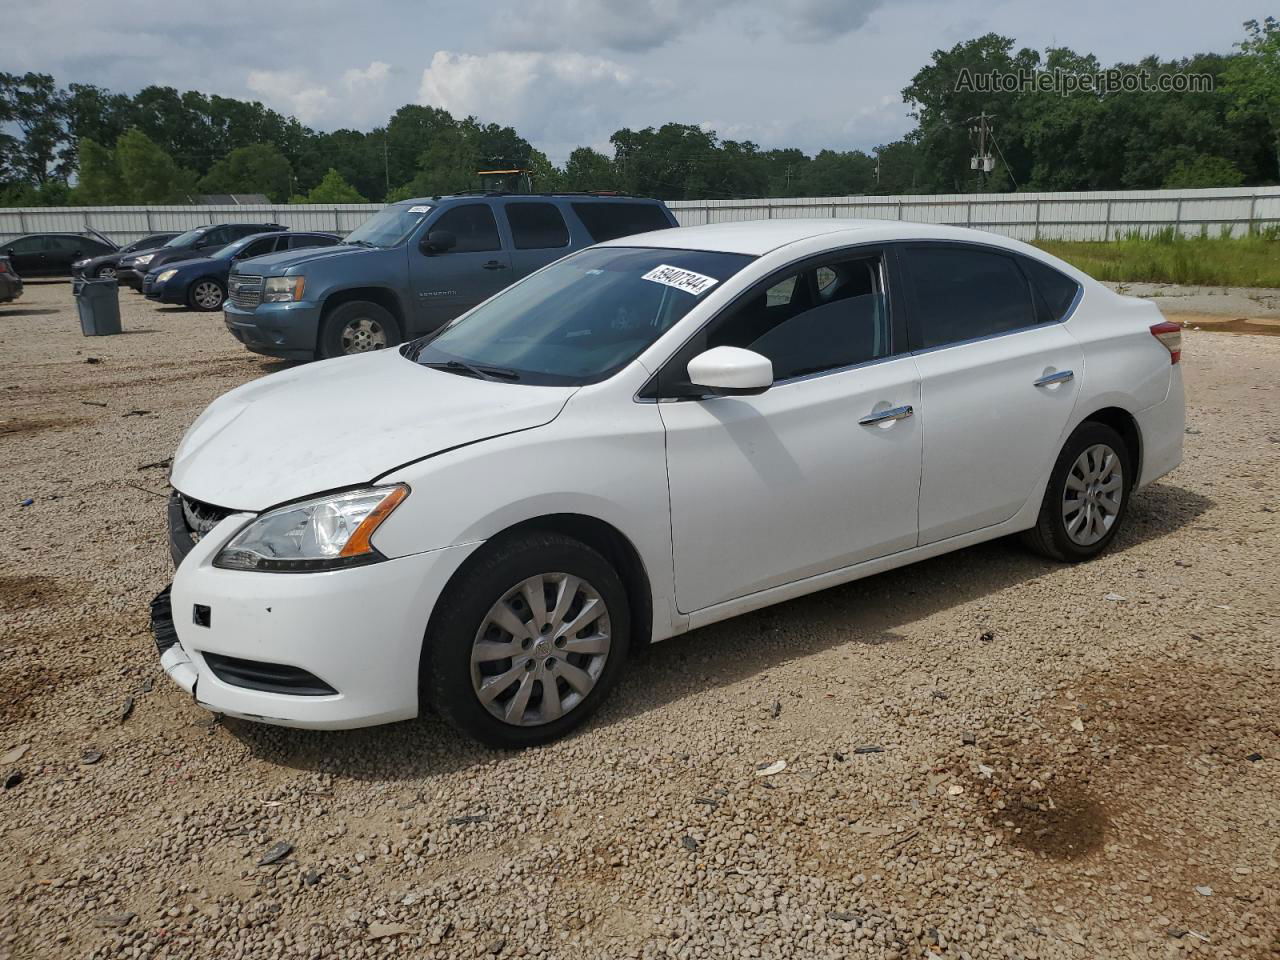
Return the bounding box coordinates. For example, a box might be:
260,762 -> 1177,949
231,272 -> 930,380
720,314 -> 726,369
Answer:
345,204 -> 432,248
408,246 -> 755,385
167,228 -> 204,247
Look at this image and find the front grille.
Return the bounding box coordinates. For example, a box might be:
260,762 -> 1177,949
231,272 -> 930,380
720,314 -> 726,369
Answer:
229,274 -> 263,309
141,273 -> 155,293
180,494 -> 230,543
202,653 -> 337,696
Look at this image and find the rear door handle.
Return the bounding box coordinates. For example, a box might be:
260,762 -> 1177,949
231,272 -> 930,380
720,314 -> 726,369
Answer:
1033,369 -> 1074,387
482,260 -> 507,271
859,404 -> 914,426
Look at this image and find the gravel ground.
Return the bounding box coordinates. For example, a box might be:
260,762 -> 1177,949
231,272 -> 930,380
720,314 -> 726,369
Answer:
1,280 -> 1277,960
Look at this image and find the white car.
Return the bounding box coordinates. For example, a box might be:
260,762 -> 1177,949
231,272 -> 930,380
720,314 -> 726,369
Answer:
156,219 -> 1184,747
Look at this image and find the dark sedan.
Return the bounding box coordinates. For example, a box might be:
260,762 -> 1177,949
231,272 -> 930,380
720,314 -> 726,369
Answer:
144,231 -> 340,311
118,221 -> 283,291
74,232 -> 179,280
0,256 -> 23,304
2,231 -> 116,277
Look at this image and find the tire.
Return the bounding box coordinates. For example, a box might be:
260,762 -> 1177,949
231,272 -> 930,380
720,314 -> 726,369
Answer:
1021,421 -> 1133,562
187,278 -> 225,311
424,532 -> 631,748
318,301 -> 401,360
95,265 -> 117,280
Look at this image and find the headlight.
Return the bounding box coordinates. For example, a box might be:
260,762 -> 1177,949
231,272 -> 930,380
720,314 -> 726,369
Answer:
214,485 -> 408,572
73,259 -> 87,268
263,275 -> 306,302
135,253 -> 154,265
156,268 -> 178,283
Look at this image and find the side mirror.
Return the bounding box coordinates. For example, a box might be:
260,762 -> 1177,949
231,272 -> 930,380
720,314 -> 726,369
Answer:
419,230 -> 457,255
687,346 -> 773,396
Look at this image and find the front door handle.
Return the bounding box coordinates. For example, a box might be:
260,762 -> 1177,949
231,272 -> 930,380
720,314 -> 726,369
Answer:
859,404 -> 914,426
482,260 -> 507,271
1034,369 -> 1074,387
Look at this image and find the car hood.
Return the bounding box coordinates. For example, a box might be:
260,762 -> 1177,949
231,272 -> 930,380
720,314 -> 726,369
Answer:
234,243 -> 379,275
170,349 -> 577,512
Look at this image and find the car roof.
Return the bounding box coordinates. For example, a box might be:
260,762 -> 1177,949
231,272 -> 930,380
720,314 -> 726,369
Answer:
597,218 -> 1043,257
395,194 -> 664,207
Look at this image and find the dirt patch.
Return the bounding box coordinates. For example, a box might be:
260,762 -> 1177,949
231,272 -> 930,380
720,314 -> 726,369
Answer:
1163,312 -> 1280,336
0,416 -> 86,439
0,575 -> 64,612
998,779 -> 1107,860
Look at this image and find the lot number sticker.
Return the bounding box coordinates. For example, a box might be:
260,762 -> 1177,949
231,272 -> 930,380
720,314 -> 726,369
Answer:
641,264 -> 720,296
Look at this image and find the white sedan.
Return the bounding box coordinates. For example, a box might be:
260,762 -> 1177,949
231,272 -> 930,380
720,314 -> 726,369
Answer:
156,219 -> 1184,747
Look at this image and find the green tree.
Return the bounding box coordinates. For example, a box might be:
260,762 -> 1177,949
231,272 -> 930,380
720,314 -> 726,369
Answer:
0,72 -> 71,185
1224,17 -> 1280,179
72,137 -> 125,204
198,143 -> 293,201
561,147 -> 616,191
1162,153 -> 1245,187
115,128 -> 195,203
294,167 -> 366,203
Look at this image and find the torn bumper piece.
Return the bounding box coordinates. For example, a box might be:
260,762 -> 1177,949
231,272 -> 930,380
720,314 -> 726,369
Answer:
151,586 -> 198,694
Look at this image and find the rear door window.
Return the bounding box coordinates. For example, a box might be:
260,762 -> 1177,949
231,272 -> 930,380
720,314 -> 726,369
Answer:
238,237 -> 278,259
432,204 -> 502,253
900,245 -> 1038,350
505,203 -> 570,249
289,234 -> 335,250
570,202 -> 672,242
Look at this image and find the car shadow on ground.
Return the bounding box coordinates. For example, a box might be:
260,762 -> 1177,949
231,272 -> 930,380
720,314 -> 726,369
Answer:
223,481 -> 1213,779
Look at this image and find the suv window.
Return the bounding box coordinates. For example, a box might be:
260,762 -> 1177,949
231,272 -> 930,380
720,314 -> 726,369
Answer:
505,202 -> 570,249
199,227 -> 231,247
901,245 -> 1037,350
238,236 -> 279,259
1020,256 -> 1081,321
289,234 -> 335,250
571,202 -> 672,243
433,204 -> 501,253
706,254 -> 891,381
6,236 -> 44,254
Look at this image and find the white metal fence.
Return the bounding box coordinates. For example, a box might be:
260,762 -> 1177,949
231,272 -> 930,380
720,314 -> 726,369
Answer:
2,186 -> 1278,247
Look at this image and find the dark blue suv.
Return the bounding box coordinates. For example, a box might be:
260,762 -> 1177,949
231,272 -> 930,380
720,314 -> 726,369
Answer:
222,194 -> 677,361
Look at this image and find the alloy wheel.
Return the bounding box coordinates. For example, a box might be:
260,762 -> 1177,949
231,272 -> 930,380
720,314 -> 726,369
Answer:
470,573 -> 612,727
193,281 -> 223,310
98,266 -> 117,280
1062,443 -> 1124,546
341,317 -> 386,353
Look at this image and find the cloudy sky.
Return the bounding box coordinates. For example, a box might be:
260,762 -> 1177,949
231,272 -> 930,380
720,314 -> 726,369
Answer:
4,0 -> 1264,161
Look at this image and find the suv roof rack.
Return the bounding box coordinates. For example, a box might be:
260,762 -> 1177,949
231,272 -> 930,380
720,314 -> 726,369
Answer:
431,191 -> 646,200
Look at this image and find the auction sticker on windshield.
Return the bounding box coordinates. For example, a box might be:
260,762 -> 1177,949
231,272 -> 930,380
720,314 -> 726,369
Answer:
641,264 -> 720,296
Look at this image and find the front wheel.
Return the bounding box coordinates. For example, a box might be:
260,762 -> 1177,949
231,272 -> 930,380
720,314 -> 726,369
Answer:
318,301 -> 401,359
188,278 -> 225,311
95,265 -> 117,280
1022,421 -> 1132,562
424,532 -> 631,748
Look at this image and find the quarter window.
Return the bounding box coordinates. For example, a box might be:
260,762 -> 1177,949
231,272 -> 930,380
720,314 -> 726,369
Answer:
707,255 -> 891,381
1020,256 -> 1081,321
432,204 -> 501,253
505,203 -> 570,249
901,246 -> 1037,350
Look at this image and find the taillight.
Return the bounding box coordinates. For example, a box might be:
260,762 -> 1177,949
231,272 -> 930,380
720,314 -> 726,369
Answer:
1150,321 -> 1181,364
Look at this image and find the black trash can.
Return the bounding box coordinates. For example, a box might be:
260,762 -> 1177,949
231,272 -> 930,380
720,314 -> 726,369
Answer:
74,276 -> 122,336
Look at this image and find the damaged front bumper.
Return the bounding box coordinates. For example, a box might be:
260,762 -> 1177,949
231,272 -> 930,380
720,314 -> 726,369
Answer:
150,586 -> 198,695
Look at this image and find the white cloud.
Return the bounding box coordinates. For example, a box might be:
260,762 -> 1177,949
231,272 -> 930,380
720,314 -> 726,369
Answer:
246,61 -> 393,127
419,50 -> 656,150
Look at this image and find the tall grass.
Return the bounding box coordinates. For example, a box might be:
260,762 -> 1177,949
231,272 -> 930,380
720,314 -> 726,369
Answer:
1035,228 -> 1280,288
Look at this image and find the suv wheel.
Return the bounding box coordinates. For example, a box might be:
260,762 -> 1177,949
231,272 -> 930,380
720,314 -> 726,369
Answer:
424,532 -> 631,748
188,279 -> 225,311
319,301 -> 402,360
95,265 -> 117,280
1022,421 -> 1133,562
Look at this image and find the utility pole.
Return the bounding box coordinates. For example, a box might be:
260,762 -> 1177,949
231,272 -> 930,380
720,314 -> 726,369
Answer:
383,134 -> 390,197
874,150 -> 881,188
965,112 -> 996,189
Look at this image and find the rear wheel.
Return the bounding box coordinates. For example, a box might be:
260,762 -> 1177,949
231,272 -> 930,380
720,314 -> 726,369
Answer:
188,278 -> 225,311
1022,421 -> 1132,562
424,532 -> 630,748
318,301 -> 401,359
